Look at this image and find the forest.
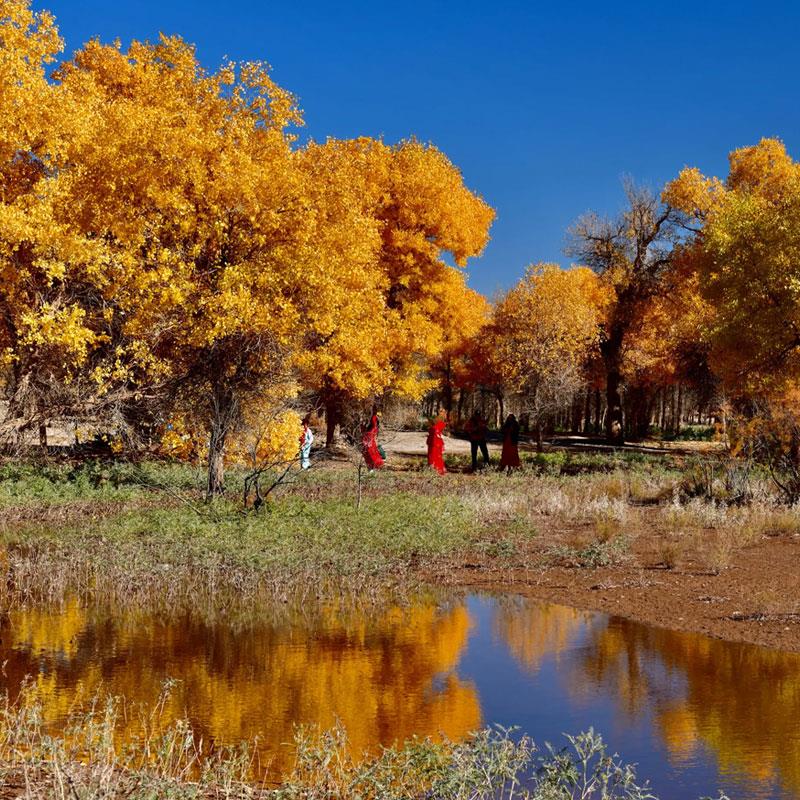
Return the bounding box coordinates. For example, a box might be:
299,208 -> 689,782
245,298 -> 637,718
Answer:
5,1 -> 800,798
4,0 -> 800,504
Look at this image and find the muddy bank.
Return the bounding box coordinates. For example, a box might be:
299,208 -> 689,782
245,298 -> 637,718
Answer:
438,535 -> 800,653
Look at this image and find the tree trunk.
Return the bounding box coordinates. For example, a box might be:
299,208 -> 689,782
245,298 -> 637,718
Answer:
38,422 -> 47,450
583,387 -> 592,433
207,438 -> 226,499
594,388 -> 601,434
442,358 -> 453,415
206,382 -> 238,500
571,393 -> 582,434
601,326 -> 626,446
535,420 -> 543,453
324,395 -> 341,448
606,367 -> 624,445
498,393 -> 505,428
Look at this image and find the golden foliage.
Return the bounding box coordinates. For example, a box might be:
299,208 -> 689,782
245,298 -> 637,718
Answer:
490,264 -> 607,395
0,1 -> 495,478
665,138 -> 800,393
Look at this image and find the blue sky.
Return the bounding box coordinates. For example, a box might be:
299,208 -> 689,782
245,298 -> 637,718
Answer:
41,0 -> 800,296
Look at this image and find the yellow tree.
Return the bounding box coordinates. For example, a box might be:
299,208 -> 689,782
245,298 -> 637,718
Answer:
665,139 -> 800,495
1,15 -> 314,494
58,37 -> 311,497
491,264 -> 606,448
296,138 -> 494,444
428,268 -> 490,418
618,269 -> 715,437
0,0 -> 77,445
665,138 -> 800,395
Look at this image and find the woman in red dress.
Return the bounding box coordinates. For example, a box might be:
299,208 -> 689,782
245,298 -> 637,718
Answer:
427,416 -> 447,475
500,414 -> 521,473
361,409 -> 384,470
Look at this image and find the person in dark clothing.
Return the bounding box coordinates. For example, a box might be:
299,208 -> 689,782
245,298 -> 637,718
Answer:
500,414 -> 521,473
465,412 -> 490,471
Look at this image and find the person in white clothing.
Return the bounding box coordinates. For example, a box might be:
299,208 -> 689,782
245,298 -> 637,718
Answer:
299,416 -> 314,469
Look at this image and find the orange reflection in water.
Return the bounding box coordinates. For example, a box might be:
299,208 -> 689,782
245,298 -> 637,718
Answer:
492,598 -> 589,675
494,598 -> 800,796
581,619 -> 800,793
1,598 -> 481,778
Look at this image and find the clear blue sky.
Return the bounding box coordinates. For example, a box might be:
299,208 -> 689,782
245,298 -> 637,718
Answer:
41,0 -> 800,296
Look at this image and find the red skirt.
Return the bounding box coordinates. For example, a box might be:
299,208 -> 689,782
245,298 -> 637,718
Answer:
362,432 -> 384,469
500,436 -> 520,468
427,437 -> 446,474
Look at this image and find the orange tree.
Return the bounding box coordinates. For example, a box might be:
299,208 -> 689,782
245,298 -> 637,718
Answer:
490,264 -> 606,448
665,138 -> 800,494
296,138 -> 494,444
568,182 -> 684,444
665,138 -> 800,395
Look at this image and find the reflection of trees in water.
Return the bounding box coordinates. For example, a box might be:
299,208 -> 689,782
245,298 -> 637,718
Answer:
2,599 -> 480,778
492,597 -> 800,796
581,617 -> 800,795
492,598 -> 589,675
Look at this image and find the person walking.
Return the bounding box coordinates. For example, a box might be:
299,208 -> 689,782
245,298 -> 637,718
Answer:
361,407 -> 384,470
465,411 -> 490,472
299,416 -> 314,470
500,413 -> 521,473
427,414 -> 447,474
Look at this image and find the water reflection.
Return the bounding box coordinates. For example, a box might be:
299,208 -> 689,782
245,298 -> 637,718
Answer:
581,618 -> 800,793
1,599 -> 481,776
2,594 -> 800,797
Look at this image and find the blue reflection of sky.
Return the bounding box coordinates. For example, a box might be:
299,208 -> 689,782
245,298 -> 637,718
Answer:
456,595 -> 788,800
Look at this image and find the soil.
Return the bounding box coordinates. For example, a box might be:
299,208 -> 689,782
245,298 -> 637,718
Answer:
367,429 -> 800,654
437,522 -> 800,654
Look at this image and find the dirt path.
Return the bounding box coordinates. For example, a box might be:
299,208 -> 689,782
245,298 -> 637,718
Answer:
381,429 -> 721,459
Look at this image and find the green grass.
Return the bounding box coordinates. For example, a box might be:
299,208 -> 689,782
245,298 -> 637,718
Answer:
0,459 -> 203,507
1,485 -> 477,609
0,448 -> 784,611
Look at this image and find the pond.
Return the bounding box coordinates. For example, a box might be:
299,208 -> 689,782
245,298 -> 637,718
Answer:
2,592 -> 800,799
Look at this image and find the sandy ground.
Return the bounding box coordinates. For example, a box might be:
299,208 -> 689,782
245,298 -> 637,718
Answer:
382,430 -> 499,458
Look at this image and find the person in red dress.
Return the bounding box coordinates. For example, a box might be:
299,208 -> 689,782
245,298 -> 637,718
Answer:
427,414 -> 447,474
361,407 -> 384,470
500,414 -> 521,473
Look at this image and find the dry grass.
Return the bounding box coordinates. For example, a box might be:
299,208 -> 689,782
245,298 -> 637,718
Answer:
0,687 -> 677,800
654,538 -> 681,570
2,453 -> 800,607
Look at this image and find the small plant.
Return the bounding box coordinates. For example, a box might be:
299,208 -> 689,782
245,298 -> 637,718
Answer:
756,509 -> 800,538
679,458 -> 717,501
703,531 -> 735,574
474,538 -> 518,559
656,538 -> 680,570
593,510 -> 623,543
550,535 -> 629,569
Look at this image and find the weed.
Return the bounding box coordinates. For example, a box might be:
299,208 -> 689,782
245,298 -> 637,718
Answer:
592,507 -> 625,542
550,535 -> 629,569
656,538 -> 680,570
0,687 -> 724,798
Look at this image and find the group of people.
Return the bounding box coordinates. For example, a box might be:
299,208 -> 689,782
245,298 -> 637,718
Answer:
428,411 -> 521,475
299,409 -> 522,474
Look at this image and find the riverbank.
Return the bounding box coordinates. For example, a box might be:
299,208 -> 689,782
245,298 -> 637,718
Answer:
2,447 -> 800,652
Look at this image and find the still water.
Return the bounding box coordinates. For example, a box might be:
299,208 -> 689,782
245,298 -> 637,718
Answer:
2,593 -> 800,799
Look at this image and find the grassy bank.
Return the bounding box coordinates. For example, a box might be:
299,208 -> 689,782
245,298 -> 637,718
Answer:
0,688 -> 723,800
3,451 -> 800,623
